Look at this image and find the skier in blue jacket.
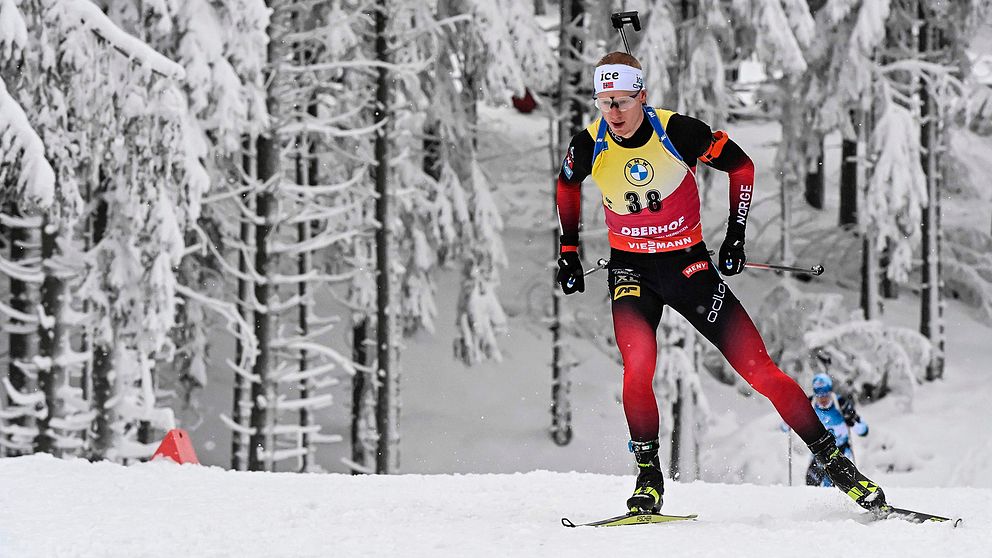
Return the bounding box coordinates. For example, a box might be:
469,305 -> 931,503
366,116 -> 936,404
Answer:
805,374 -> 870,487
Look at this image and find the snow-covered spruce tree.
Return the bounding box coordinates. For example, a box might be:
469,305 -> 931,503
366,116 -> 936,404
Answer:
0,0 -> 190,458
917,2 -> 991,380
942,227 -> 992,325
317,0 -> 396,475
634,0 -> 732,132
441,0 -> 554,364
756,280 -> 930,402
195,0 -> 369,473
854,2 -> 979,329
1,0 -> 87,458
342,0 -> 553,471
730,0 -> 814,265
0,67 -> 55,455
80,77 -> 195,460
57,3 -> 193,461
111,0 -> 361,472
323,0 -> 396,475
357,0 -> 467,474
102,0 -> 270,469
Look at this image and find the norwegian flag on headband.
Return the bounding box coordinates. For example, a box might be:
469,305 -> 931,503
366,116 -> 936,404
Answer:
603,82 -> 614,89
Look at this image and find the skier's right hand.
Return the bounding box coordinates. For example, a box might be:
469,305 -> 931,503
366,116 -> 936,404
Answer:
718,235 -> 746,276
556,250 -> 585,295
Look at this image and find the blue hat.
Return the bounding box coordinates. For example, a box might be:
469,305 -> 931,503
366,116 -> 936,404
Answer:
812,374 -> 833,396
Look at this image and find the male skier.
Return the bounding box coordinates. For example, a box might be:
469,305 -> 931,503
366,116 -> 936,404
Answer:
555,52 -> 886,514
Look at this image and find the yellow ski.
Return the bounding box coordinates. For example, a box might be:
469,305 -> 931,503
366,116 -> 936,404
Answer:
562,512 -> 698,528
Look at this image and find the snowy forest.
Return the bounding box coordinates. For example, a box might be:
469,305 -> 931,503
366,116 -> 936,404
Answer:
1,0 -> 991,483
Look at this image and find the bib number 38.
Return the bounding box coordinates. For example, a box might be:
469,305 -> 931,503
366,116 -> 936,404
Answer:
625,190 -> 662,214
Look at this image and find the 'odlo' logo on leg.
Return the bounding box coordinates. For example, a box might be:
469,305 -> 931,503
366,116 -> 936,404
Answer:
706,282 -> 727,323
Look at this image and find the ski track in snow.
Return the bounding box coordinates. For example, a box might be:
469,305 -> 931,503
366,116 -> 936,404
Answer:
0,454 -> 988,558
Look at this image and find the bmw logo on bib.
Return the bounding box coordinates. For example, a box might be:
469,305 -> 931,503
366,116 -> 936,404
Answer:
625,158 -> 654,187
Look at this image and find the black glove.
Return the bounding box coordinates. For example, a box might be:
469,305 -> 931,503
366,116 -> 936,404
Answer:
718,235 -> 746,276
556,251 -> 585,294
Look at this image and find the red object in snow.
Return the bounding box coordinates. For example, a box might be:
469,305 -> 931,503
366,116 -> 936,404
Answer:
151,428 -> 200,465
512,89 -> 537,113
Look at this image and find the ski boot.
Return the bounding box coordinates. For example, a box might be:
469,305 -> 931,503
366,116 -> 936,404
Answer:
808,432 -> 886,511
626,439 -> 665,513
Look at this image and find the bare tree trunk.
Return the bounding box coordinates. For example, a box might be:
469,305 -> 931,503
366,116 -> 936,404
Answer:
669,373 -> 683,481
35,217 -> 68,456
778,82 -> 800,266
880,240 -> 899,299
804,138 -> 825,209
860,236 -> 880,319
89,345 -> 114,458
248,2 -> 287,473
549,0 -> 585,447
919,8 -> 944,381
550,228 -> 572,446
559,0 -> 586,139
839,135 -> 858,227
373,0 -> 395,475
232,139 -> 255,471
5,204 -> 37,457
351,317 -> 376,473
672,0 -> 698,112
248,148 -> 277,472
89,192 -> 115,459
781,175 -> 794,265
691,342 -> 702,481
294,95 -> 318,472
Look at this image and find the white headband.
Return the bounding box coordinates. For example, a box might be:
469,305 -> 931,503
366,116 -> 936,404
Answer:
593,64 -> 643,95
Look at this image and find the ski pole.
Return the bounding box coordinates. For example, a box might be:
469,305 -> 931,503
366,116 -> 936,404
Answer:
564,258 -> 609,289
610,11 -> 641,55
787,429 -> 793,487
745,261 -> 824,276
708,251 -> 824,276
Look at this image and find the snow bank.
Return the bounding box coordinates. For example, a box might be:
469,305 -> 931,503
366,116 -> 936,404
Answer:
0,454 -> 988,558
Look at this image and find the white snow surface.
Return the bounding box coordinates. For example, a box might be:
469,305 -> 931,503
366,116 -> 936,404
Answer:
5,99 -> 992,557
0,453 -> 988,558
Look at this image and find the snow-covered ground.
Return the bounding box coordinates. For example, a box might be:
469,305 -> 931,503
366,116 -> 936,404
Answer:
4,101 -> 992,556
1,454 -> 988,558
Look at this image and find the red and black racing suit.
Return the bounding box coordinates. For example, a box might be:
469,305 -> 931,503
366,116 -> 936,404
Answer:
556,112 -> 830,446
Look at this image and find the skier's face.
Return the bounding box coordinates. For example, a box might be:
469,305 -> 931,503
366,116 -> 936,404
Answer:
814,394 -> 832,408
595,90 -> 645,138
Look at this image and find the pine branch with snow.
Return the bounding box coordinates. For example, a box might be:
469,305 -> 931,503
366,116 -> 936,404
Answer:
467,0 -> 557,99
865,87 -> 927,284
59,0 -> 186,80
0,77 -> 55,210
630,0 -> 677,103
943,226 -> 992,324
741,0 -> 810,76
757,280 -> 931,401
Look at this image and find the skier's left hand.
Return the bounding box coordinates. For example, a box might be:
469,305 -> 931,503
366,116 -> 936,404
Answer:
718,235 -> 746,276
853,421 -> 869,436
